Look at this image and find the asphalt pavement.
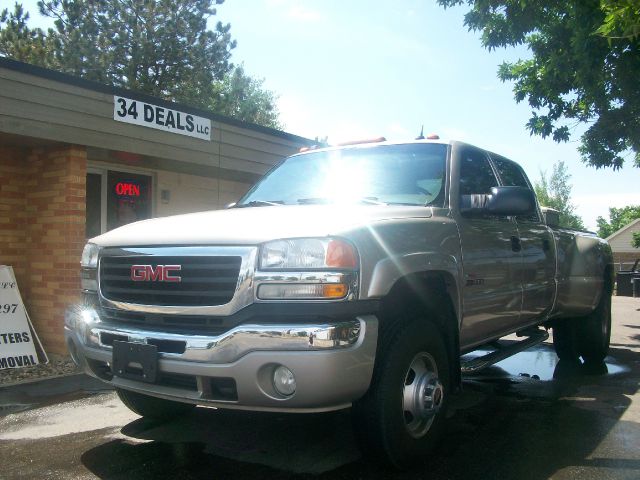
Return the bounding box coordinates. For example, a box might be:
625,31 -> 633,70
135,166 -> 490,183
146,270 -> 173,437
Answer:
1,297 -> 639,479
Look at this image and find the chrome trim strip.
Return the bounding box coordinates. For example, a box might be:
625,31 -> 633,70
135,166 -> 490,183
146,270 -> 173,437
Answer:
68,303 -> 365,364
98,246 -> 258,316
89,319 -> 362,363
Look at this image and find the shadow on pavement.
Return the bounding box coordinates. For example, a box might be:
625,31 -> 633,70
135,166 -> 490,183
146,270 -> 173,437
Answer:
80,342 -> 640,479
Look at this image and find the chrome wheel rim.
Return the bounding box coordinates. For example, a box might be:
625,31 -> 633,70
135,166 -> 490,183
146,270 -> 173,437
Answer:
402,352 -> 443,439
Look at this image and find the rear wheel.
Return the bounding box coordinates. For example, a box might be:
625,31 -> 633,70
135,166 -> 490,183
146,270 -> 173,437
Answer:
116,388 -> 196,420
578,289 -> 612,364
552,318 -> 580,361
353,318 -> 450,469
552,287 -> 612,364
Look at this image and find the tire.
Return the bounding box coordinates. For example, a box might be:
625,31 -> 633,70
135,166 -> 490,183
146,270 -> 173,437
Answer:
552,318 -> 580,361
552,288 -> 612,365
116,388 -> 196,420
352,317 -> 450,469
578,289 -> 612,364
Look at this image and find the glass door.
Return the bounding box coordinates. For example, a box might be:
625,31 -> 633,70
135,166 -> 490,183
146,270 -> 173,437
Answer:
85,168 -> 153,237
106,171 -> 152,231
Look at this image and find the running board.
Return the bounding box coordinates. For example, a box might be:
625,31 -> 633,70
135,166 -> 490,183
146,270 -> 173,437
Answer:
461,329 -> 549,374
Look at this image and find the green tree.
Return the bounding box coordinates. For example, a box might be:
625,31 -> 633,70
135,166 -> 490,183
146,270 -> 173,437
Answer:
0,3 -> 55,65
632,231 -> 640,248
534,160 -> 585,230
596,205 -> 640,237
209,65 -> 282,129
438,1 -> 640,169
0,1 -> 283,127
596,0 -> 640,40
37,0 -> 235,107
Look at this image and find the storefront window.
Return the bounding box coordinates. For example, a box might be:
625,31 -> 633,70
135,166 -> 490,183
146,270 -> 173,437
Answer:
107,171 -> 152,231
85,169 -> 152,237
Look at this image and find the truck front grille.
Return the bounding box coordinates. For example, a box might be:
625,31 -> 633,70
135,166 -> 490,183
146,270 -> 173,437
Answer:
99,255 -> 242,306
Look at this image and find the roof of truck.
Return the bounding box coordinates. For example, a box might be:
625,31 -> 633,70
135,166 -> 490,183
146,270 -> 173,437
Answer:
294,138 -> 459,156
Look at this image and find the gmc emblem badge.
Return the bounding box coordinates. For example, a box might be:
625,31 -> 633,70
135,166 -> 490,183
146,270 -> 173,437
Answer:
130,265 -> 182,282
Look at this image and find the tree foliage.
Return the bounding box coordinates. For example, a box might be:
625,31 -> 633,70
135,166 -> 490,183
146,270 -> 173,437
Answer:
596,205 -> 640,237
438,0 -> 640,169
533,160 -> 584,230
210,65 -> 282,129
0,4 -> 55,65
597,0 -> 640,40
0,1 -> 283,128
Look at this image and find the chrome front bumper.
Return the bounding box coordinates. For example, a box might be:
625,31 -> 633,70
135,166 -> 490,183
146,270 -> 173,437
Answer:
64,305 -> 378,412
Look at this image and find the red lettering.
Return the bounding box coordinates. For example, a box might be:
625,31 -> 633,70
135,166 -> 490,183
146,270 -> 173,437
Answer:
162,265 -> 182,282
115,182 -> 141,197
147,266 -> 162,281
131,265 -> 146,281
130,265 -> 182,282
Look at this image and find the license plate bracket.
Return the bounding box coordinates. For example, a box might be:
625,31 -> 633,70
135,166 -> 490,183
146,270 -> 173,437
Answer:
112,341 -> 158,383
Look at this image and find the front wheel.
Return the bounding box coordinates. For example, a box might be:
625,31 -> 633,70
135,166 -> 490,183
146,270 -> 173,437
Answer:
116,388 -> 196,420
352,318 -> 450,469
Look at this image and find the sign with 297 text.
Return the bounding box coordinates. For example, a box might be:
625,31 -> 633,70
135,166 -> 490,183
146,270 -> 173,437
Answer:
113,96 -> 212,141
0,266 -> 43,369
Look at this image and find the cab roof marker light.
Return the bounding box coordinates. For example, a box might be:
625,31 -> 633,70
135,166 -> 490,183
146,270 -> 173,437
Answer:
426,133 -> 440,140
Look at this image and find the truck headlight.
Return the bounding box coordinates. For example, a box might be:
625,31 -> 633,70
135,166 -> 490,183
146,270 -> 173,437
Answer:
260,238 -> 358,270
80,243 -> 100,291
257,238 -> 358,300
81,243 -> 100,268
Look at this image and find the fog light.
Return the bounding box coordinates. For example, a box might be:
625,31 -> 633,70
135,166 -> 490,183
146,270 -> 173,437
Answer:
273,365 -> 296,396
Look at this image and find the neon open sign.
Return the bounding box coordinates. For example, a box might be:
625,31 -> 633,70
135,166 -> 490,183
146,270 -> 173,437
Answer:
115,182 -> 140,197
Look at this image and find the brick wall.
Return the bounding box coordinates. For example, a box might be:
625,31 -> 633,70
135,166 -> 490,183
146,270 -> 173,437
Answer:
0,144 -> 87,355
0,147 -> 28,285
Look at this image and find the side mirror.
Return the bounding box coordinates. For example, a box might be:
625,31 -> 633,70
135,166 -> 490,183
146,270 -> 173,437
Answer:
460,186 -> 536,216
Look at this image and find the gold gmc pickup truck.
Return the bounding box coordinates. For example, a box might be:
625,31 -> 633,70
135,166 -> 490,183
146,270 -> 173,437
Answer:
65,139 -> 613,467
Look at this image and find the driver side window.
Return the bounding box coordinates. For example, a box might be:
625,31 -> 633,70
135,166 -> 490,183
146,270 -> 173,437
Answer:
459,149 -> 498,195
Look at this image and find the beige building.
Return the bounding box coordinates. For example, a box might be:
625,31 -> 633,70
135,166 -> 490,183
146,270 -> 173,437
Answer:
0,57 -> 311,354
606,218 -> 640,269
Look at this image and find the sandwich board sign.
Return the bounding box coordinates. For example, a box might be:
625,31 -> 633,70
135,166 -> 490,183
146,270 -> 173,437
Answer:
0,265 -> 47,369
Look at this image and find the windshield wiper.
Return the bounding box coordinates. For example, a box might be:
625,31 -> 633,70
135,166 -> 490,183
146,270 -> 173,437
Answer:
297,197 -> 388,206
234,200 -> 284,208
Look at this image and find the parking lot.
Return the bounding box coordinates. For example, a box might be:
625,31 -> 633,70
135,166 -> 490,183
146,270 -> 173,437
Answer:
1,296 -> 639,479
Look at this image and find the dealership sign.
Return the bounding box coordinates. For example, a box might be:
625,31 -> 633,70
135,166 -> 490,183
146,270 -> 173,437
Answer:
0,266 -> 45,369
113,96 -> 211,141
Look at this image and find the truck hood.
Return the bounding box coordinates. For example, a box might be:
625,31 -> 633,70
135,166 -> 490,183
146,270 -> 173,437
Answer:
91,204 -> 433,247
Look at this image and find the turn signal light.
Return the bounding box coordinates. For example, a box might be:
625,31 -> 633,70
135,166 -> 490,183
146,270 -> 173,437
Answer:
322,284 -> 348,298
257,283 -> 349,299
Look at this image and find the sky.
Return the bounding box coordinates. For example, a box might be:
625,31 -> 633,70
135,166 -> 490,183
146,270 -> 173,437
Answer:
15,0 -> 640,231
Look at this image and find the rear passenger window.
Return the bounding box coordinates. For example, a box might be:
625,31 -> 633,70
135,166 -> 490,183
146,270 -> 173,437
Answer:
490,154 -> 540,222
459,149 -> 498,195
491,155 -> 529,188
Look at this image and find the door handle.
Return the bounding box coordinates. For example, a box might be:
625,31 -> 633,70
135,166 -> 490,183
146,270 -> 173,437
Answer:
510,236 -> 521,252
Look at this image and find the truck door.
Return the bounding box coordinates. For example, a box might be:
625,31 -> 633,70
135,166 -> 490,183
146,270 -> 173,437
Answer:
453,146 -> 523,349
489,154 -> 556,321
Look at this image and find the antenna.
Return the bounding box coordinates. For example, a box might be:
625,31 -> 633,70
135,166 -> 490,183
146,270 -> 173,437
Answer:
415,125 -> 424,140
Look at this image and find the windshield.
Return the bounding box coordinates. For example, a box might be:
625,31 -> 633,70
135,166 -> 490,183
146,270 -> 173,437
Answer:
238,143 -> 448,207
